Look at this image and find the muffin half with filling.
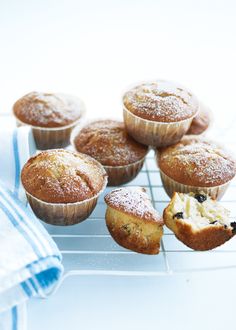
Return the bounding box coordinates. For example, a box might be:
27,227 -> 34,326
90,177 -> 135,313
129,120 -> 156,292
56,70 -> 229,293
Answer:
163,192 -> 236,250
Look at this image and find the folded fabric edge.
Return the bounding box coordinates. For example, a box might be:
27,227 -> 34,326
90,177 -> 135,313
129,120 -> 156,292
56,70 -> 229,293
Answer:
0,255 -> 64,313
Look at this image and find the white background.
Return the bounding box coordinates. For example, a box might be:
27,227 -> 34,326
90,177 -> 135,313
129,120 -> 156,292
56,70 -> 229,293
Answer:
0,0 -> 236,130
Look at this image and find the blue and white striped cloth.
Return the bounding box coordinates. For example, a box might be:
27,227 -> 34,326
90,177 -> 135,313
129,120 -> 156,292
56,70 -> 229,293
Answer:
0,126 -> 63,330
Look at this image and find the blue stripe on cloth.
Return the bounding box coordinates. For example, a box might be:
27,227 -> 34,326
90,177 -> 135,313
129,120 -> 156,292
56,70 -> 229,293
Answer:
28,278 -> 39,295
0,187 -> 55,256
36,267 -> 62,289
11,306 -> 17,330
0,194 -> 41,259
20,257 -> 62,298
12,129 -> 20,197
20,282 -> 32,298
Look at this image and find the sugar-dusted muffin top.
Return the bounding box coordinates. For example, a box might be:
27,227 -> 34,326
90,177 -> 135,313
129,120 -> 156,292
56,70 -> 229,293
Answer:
105,187 -> 163,224
21,149 -> 107,203
73,120 -> 148,166
13,92 -> 84,128
158,136 -> 236,187
123,80 -> 199,122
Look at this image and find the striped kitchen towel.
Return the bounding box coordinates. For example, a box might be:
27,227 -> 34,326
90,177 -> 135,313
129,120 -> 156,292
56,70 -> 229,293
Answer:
0,126 -> 63,330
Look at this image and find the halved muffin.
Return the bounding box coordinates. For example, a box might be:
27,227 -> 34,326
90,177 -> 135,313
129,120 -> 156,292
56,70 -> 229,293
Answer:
163,192 -> 236,251
104,187 -> 163,254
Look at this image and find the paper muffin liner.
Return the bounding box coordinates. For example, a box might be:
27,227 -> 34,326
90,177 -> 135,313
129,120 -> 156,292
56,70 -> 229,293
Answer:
70,119 -> 148,186
159,169 -> 231,201
104,157 -> 146,186
123,106 -> 197,147
25,178 -> 107,226
14,103 -> 86,150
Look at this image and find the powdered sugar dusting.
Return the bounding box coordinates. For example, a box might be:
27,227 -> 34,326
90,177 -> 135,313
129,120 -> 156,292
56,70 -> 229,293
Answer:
14,92 -> 83,128
74,120 -> 148,166
105,187 -> 162,223
22,149 -> 107,203
160,137 -> 236,186
123,81 -> 198,122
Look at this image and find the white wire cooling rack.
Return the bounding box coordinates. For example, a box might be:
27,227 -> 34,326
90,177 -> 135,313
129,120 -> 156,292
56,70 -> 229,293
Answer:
42,147 -> 236,284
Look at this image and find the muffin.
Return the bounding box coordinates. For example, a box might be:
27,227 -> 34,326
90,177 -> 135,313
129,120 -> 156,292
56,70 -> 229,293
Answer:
13,92 -> 85,149
164,192 -> 236,250
186,104 -> 211,135
123,80 -> 199,147
72,120 -> 148,186
157,136 -> 236,200
104,187 -> 164,254
21,149 -> 107,225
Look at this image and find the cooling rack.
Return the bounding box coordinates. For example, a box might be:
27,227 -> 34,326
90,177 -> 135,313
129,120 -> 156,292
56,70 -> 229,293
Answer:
42,147 -> 236,285
2,114 -> 236,283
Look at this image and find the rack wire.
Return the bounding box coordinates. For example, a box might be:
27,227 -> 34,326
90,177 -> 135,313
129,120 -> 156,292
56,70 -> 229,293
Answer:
43,149 -> 236,283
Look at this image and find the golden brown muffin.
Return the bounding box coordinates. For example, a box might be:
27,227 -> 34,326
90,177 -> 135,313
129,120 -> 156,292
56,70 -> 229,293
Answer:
158,136 -> 236,187
21,149 -> 107,204
73,120 -> 148,166
104,187 -> 164,254
13,92 -> 83,128
123,80 -> 199,122
73,120 -> 148,185
186,106 -> 211,135
163,192 -> 236,251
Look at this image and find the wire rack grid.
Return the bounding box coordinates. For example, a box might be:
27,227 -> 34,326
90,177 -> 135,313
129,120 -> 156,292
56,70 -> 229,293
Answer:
43,147 -> 236,284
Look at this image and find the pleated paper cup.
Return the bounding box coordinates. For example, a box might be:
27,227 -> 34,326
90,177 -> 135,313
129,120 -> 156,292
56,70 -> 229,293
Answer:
25,178 -> 107,226
123,106 -> 196,147
104,157 -> 146,186
15,104 -> 86,150
70,119 -> 148,186
159,169 -> 231,201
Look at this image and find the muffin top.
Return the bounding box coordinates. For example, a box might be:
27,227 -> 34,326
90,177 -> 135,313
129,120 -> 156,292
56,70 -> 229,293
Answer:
123,80 -> 199,122
158,136 -> 236,187
105,187 -> 163,224
13,92 -> 84,128
186,106 -> 211,135
73,120 -> 148,166
21,149 -> 107,203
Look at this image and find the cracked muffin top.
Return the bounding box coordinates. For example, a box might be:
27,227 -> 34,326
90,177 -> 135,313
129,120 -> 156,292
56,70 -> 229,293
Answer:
157,136 -> 236,187
73,120 -> 148,166
21,149 -> 107,203
123,80 -> 199,122
13,92 -> 85,128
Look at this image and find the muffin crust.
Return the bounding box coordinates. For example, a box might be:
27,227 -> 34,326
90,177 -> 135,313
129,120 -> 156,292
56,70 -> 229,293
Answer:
74,120 -> 148,166
187,106 -> 211,135
163,192 -> 236,251
13,92 -> 83,128
158,136 -> 236,187
21,149 -> 107,203
123,80 -> 199,122
105,187 -> 163,254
